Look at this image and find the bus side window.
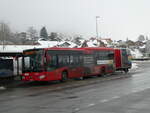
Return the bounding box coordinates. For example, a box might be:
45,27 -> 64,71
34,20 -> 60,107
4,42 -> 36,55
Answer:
73,55 -> 79,65
122,49 -> 127,56
96,51 -> 113,60
79,55 -> 83,65
24,57 -> 30,68
58,55 -> 63,66
83,55 -> 94,65
108,52 -> 114,59
58,55 -> 69,66
70,55 -> 75,65
97,51 -> 105,60
63,55 -> 69,65
66,56 -> 70,64
51,56 -> 57,66
47,55 -> 57,67
46,54 -> 51,62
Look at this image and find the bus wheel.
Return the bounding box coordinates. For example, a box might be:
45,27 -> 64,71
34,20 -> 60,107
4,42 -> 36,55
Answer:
101,69 -> 106,77
61,71 -> 68,82
124,68 -> 129,73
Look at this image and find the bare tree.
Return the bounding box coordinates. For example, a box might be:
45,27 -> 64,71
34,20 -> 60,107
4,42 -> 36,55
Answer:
0,22 -> 11,45
27,26 -> 38,44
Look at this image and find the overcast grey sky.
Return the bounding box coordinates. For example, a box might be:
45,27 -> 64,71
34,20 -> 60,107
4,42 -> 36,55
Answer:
0,0 -> 150,40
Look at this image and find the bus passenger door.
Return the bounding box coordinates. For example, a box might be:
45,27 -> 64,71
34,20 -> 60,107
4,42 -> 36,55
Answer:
83,55 -> 95,76
46,54 -> 59,80
69,55 -> 84,78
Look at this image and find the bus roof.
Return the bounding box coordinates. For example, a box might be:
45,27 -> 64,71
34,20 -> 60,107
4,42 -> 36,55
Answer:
23,47 -> 114,53
45,47 -> 81,51
79,47 -> 114,51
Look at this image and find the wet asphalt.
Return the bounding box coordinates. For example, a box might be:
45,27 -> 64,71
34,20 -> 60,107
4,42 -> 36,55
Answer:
0,61 -> 150,113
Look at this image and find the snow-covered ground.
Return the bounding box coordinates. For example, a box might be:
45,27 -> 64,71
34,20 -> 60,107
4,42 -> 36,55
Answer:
131,63 -> 138,69
130,49 -> 143,59
0,86 -> 6,90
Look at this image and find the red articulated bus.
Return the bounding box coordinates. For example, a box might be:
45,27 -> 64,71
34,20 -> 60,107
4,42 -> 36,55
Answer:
21,47 -> 131,81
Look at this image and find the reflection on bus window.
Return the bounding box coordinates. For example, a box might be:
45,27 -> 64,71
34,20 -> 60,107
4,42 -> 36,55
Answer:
24,57 -> 30,69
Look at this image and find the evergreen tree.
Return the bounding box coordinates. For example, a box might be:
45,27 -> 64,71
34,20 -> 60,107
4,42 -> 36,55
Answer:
40,27 -> 48,40
137,35 -> 145,42
73,36 -> 83,46
49,32 -> 58,41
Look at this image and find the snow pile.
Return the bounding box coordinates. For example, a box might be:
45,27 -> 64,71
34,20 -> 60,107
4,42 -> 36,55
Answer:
38,40 -> 58,47
38,39 -> 77,48
0,45 -> 43,53
86,40 -> 98,47
130,49 -> 143,59
102,40 -> 108,45
139,45 -> 146,49
0,86 -> 6,90
131,63 -> 138,69
58,41 -> 77,48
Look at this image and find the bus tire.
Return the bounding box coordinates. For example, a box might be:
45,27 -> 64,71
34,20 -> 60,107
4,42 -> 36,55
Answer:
61,71 -> 68,82
124,68 -> 129,73
101,68 -> 106,77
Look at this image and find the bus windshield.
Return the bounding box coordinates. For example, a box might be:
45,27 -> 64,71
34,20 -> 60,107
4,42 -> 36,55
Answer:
23,50 -> 44,72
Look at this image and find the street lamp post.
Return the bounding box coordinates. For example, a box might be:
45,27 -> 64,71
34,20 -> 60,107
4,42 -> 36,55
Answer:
1,23 -> 5,50
96,16 -> 100,39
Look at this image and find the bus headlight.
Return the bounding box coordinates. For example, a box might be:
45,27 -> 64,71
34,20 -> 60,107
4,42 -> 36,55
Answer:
39,75 -> 45,79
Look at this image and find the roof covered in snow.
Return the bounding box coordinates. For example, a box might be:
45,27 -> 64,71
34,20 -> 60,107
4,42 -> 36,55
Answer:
0,45 -> 43,53
130,49 -> 143,58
